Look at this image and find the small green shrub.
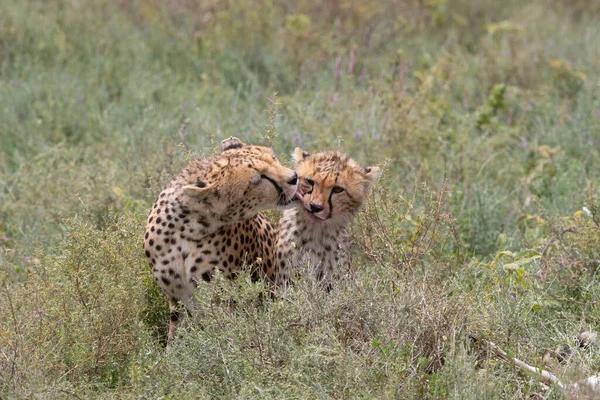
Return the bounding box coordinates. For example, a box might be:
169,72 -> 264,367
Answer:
0,213 -> 165,396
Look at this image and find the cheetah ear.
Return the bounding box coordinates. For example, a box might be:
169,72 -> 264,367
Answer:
362,166 -> 382,182
182,182 -> 215,200
293,147 -> 311,164
221,137 -> 245,152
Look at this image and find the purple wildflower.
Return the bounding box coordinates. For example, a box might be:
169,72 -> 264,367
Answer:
203,12 -> 214,24
182,102 -> 188,109
24,256 -> 30,262
510,295 -> 516,300
293,136 -> 303,146
335,56 -> 342,90
520,136 -> 528,149
356,130 -> 362,138
348,45 -> 357,74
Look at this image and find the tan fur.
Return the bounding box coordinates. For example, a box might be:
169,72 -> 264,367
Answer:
274,148 -> 381,289
144,137 -> 298,346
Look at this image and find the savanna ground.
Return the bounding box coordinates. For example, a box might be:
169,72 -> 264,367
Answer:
1,0 -> 600,398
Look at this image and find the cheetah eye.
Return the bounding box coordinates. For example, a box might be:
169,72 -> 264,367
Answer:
305,178 -> 314,186
332,186 -> 345,194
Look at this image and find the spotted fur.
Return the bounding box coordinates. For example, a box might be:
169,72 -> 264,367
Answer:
274,148 -> 381,289
144,137 -> 298,346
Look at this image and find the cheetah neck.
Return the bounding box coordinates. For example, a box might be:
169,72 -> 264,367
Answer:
153,186 -> 243,242
156,163 -> 261,239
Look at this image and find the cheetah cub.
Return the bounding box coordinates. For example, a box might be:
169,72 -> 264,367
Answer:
144,137 -> 298,345
274,148 -> 381,289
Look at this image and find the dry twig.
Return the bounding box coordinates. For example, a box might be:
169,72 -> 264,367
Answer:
469,333 -> 600,398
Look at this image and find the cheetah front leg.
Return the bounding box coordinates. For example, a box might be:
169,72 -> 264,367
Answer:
166,296 -> 197,351
166,297 -> 181,351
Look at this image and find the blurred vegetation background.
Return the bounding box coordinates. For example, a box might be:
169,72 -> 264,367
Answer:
1,0 -> 599,398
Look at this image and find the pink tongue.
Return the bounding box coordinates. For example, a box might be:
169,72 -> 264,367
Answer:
294,191 -> 304,201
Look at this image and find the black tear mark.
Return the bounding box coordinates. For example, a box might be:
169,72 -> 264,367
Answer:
261,175 -> 283,196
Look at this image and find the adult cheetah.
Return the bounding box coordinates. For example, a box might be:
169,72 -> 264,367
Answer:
274,148 -> 381,290
144,137 -> 298,345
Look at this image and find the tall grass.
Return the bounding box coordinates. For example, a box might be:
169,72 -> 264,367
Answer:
1,0 -> 599,398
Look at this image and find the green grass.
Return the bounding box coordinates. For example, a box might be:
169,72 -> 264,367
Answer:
1,0 -> 600,398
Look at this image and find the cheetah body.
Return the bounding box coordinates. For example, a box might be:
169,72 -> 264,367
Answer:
275,148 -> 380,288
144,138 -> 297,341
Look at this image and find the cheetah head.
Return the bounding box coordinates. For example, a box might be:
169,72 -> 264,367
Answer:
180,137 -> 298,220
291,148 -> 381,224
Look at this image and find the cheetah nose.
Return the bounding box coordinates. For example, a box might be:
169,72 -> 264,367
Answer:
287,172 -> 298,185
310,203 -> 324,213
